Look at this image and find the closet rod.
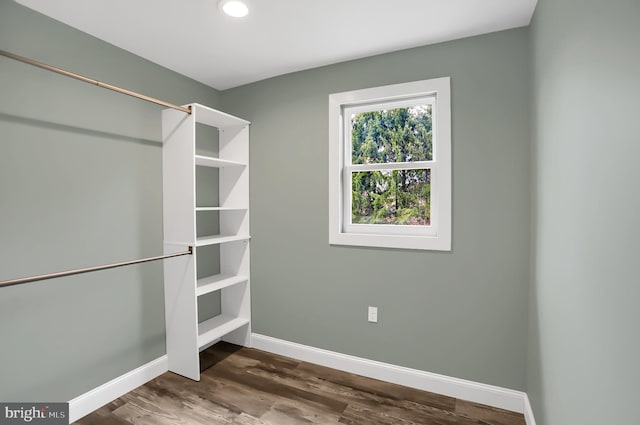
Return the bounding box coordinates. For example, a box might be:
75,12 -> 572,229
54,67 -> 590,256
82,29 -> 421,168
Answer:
0,246 -> 193,289
0,49 -> 192,114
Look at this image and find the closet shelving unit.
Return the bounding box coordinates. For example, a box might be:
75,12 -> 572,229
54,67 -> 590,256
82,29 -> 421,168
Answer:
162,103 -> 251,381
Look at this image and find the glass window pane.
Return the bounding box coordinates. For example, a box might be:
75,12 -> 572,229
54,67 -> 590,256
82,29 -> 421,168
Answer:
351,105 -> 433,164
351,169 -> 431,225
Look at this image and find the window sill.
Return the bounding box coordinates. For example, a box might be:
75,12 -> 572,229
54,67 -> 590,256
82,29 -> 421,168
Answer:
329,231 -> 451,251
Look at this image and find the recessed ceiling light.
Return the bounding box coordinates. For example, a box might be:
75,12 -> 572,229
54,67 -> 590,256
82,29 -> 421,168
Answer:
218,0 -> 249,18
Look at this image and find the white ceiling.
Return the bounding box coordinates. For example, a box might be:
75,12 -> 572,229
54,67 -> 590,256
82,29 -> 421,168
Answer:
16,0 -> 537,91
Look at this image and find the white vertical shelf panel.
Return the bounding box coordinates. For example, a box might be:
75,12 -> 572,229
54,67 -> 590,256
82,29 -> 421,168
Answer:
162,107 -> 199,380
218,122 -> 251,347
162,243 -> 199,380
163,103 -> 251,381
162,108 -> 196,245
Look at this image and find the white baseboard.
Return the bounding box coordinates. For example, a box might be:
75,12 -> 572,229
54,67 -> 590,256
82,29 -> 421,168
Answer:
524,394 -> 537,425
252,333 -> 526,414
68,355 -> 168,423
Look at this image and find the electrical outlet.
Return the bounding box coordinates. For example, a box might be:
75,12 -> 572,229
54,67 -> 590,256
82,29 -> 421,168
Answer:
368,306 -> 378,323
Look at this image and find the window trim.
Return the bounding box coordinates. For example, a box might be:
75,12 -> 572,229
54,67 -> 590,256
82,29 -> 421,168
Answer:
329,77 -> 451,251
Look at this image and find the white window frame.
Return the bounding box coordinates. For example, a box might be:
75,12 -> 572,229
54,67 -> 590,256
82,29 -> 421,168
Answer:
329,77 -> 451,251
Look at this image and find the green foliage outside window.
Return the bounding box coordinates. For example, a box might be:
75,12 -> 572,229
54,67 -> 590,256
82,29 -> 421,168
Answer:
351,106 -> 432,225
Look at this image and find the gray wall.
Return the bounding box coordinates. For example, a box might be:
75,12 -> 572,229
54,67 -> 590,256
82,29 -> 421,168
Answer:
221,28 -> 531,390
528,0 -> 640,423
0,1 -> 221,401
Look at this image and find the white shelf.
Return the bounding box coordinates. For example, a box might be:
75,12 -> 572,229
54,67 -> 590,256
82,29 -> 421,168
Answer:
191,103 -> 250,128
195,155 -> 246,168
163,103 -> 250,381
197,315 -> 250,349
195,207 -> 248,212
196,235 -> 250,246
196,274 -> 248,297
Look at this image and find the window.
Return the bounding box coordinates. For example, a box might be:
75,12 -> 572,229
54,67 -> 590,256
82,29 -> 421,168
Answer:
329,77 -> 451,250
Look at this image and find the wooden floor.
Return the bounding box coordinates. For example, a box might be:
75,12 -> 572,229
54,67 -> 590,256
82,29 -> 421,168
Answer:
74,342 -> 525,425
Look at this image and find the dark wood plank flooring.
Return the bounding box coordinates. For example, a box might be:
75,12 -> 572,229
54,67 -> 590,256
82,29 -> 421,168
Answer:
74,342 -> 525,425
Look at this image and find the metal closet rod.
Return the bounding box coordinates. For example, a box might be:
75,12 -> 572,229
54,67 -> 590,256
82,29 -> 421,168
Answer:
0,246 -> 193,289
0,49 -> 192,114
